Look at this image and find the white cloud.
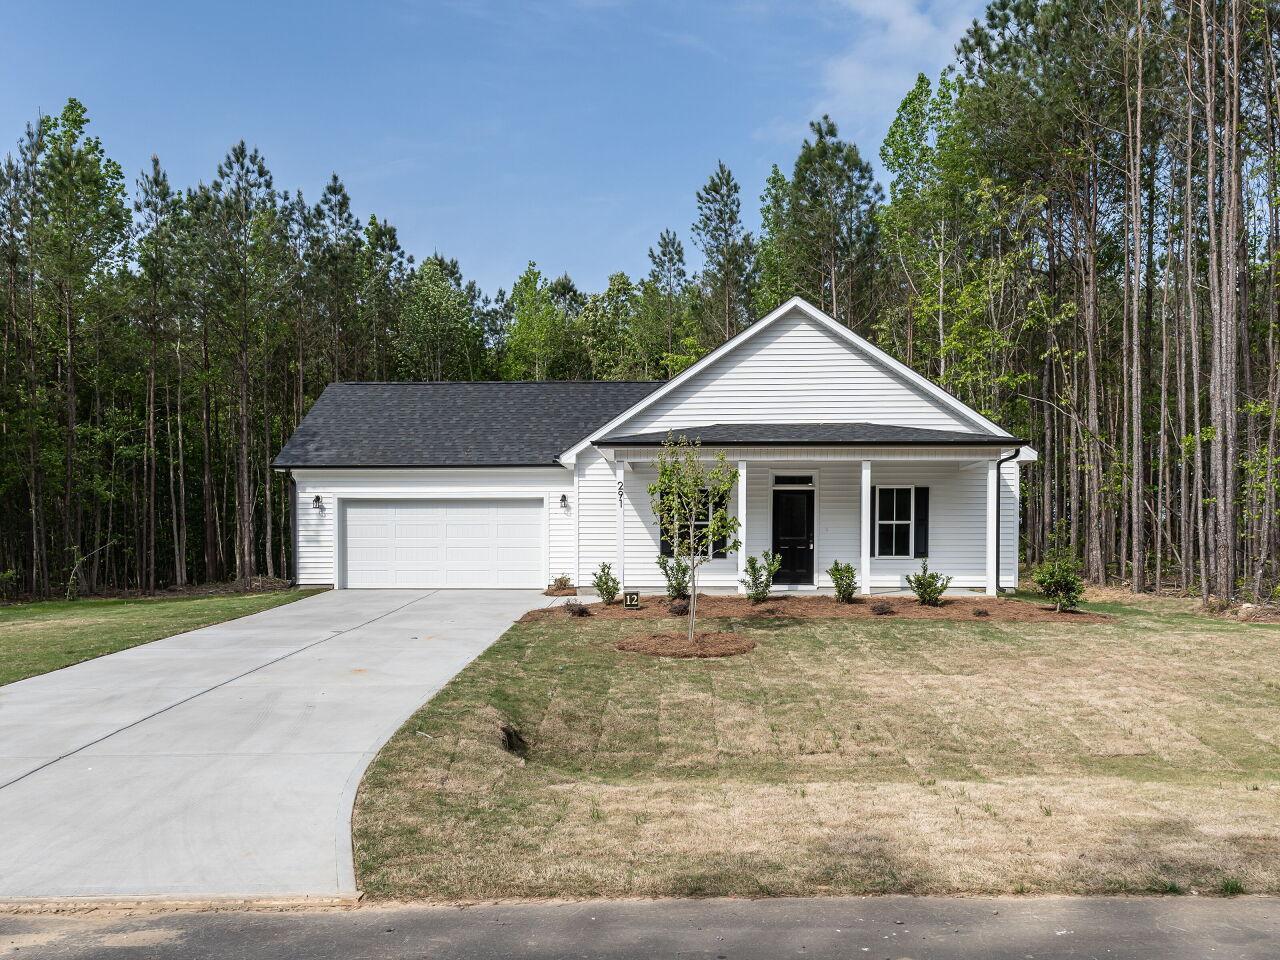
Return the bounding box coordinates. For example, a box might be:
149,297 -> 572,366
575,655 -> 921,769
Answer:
759,0 -> 984,160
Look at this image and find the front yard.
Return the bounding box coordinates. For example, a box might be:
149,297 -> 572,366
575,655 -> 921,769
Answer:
0,589 -> 319,686
354,593 -> 1280,900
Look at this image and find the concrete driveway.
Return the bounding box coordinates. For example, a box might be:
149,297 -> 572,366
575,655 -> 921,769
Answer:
0,589 -> 543,899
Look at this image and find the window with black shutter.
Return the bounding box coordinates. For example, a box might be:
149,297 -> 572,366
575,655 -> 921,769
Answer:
658,489 -> 729,559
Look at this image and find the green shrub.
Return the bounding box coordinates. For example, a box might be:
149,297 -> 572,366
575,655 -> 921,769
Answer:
656,555 -> 691,600
905,559 -> 951,606
826,560 -> 859,603
739,551 -> 782,602
1218,877 -> 1245,897
593,562 -> 620,604
1029,552 -> 1080,611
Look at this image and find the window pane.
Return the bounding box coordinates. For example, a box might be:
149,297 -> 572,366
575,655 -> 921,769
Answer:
896,488 -> 912,519
894,523 -> 911,557
877,524 -> 894,556
774,475 -> 813,486
878,488 -> 896,520
711,532 -> 728,558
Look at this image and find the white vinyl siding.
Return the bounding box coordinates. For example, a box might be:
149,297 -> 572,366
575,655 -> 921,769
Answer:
292,467 -> 574,587
613,307 -> 981,437
575,448 -> 619,586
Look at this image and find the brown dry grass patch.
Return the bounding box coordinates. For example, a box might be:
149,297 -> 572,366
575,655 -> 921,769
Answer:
355,593 -> 1280,901
616,631 -> 755,658
523,592 -> 1108,624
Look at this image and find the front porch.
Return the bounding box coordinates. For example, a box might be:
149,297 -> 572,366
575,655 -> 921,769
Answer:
599,441 -> 1024,597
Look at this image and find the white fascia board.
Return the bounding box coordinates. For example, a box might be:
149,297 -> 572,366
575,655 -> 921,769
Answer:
556,296 -> 1013,464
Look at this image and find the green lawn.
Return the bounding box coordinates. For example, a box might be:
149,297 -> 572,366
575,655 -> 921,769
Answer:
0,589 -> 321,686
354,594 -> 1280,900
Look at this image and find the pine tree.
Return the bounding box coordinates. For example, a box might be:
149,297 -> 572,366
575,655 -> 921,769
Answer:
692,161 -> 756,344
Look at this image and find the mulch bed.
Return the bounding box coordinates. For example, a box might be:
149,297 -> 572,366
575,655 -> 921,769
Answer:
543,586 -> 578,597
523,593 -> 1110,624
616,631 -> 755,658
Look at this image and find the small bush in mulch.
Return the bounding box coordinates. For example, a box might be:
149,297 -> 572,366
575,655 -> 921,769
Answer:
616,632 -> 755,658
669,598 -> 689,616
563,600 -> 592,618
870,600 -> 895,616
544,575 -> 577,597
974,608 -> 991,618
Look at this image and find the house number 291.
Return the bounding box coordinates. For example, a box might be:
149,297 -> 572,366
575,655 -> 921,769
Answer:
617,481 -> 624,505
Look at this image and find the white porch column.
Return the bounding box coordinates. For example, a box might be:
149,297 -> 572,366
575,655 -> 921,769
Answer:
985,458 -> 999,596
736,460 -> 748,593
614,460 -> 626,587
860,459 -> 872,594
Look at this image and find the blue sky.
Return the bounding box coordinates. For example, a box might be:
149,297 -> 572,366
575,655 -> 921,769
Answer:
2,0 -> 984,295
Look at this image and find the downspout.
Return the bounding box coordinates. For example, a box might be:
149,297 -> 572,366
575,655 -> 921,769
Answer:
289,473 -> 298,587
993,447 -> 1020,593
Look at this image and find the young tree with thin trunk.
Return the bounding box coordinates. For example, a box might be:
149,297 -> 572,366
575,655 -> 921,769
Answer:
648,436 -> 739,644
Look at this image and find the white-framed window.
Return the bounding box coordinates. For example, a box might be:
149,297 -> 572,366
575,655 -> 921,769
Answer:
876,486 -> 913,557
659,489 -> 729,559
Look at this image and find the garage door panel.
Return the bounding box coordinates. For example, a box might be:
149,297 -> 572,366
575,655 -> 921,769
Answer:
347,523 -> 392,539
393,548 -> 443,565
394,520 -> 443,535
499,546 -> 541,565
343,499 -> 543,589
447,545 -> 494,564
348,547 -> 394,564
496,522 -> 541,539
446,504 -> 490,520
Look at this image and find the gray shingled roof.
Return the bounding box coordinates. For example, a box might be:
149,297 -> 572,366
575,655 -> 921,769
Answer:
274,381 -> 661,468
599,422 -> 1018,447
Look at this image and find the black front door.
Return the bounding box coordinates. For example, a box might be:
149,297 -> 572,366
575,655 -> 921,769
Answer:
772,489 -> 815,584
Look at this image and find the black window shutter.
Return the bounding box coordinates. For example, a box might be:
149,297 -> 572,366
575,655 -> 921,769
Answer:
913,487 -> 930,558
870,484 -> 878,558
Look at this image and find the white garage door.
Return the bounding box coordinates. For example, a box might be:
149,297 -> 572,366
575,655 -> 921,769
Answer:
342,499 -> 544,589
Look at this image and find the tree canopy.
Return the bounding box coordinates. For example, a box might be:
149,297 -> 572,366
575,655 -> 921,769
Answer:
1,0 -> 1277,604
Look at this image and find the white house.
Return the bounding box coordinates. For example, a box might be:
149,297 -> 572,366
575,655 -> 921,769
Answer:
274,298 -> 1035,596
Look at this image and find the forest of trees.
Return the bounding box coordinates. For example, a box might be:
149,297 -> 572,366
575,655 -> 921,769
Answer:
1,0 -> 1277,603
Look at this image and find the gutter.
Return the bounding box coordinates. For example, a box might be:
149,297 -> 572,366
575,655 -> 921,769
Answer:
993,447 -> 1022,593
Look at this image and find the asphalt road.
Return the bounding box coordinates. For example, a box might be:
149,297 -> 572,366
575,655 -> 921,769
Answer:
2,896 -> 1277,959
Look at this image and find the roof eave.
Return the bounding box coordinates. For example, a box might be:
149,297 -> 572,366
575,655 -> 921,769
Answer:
273,461 -> 570,470
595,437 -> 1027,448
